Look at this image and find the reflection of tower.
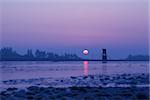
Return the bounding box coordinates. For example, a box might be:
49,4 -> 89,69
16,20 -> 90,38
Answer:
102,49 -> 107,63
83,61 -> 88,76
102,63 -> 107,75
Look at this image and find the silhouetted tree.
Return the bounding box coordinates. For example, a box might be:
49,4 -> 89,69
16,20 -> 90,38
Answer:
0,47 -> 81,61
23,49 -> 34,60
126,54 -> 149,61
0,47 -> 20,60
35,49 -> 46,60
47,52 -> 56,60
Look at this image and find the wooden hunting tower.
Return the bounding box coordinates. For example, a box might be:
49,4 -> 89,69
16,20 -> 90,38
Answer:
102,49 -> 107,61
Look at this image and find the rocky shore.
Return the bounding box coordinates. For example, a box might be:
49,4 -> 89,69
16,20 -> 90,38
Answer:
1,86 -> 149,100
0,73 -> 149,100
1,73 -> 149,88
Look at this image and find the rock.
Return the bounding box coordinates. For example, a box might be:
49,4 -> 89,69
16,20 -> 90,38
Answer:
27,86 -> 39,91
70,86 -> 79,90
27,95 -> 34,100
13,90 -> 26,97
0,91 -> 9,96
66,88 -> 71,93
136,93 -> 148,100
71,76 -> 76,79
34,94 -> 43,100
7,88 -> 18,91
83,76 -> 88,79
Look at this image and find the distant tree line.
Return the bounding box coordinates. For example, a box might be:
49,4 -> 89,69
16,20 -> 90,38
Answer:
0,47 -> 81,61
0,47 -> 149,61
126,54 -> 149,61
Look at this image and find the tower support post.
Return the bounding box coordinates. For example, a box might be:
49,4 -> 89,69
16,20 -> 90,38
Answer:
102,49 -> 107,63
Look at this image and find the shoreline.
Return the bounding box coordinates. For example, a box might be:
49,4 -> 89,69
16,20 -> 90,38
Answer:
0,60 -> 149,61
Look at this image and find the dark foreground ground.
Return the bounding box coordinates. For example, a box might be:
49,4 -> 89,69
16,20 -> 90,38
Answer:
0,86 -> 149,100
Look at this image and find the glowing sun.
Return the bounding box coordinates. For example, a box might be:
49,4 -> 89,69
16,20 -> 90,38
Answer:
83,49 -> 89,55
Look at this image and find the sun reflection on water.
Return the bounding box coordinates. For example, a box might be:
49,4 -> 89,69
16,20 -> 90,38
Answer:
83,61 -> 88,76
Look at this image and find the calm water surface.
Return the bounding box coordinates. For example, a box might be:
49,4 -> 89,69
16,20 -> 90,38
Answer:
0,61 -> 149,81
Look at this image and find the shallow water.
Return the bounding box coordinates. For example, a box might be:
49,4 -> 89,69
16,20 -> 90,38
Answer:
0,61 -> 149,81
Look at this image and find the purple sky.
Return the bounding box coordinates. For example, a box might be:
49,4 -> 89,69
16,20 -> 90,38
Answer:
1,0 -> 149,59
